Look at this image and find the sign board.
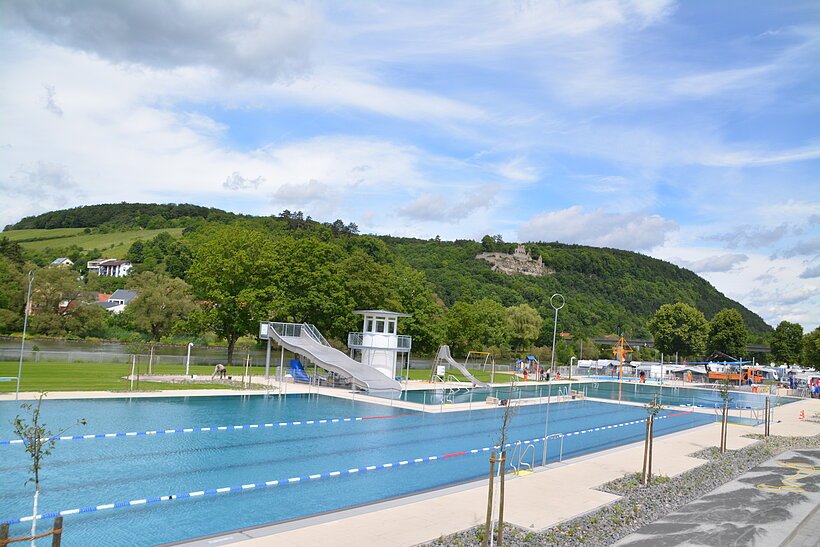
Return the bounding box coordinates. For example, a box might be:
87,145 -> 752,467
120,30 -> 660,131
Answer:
259,322 -> 269,340
436,365 -> 446,376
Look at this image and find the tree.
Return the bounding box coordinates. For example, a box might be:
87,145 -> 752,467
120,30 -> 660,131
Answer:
770,321 -> 804,365
506,303 -> 543,349
187,226 -> 278,365
127,272 -> 195,340
707,308 -> 748,358
28,267 -> 106,337
12,393 -> 85,543
0,256 -> 25,333
802,327 -> 820,371
641,395 -> 664,485
647,302 -> 708,358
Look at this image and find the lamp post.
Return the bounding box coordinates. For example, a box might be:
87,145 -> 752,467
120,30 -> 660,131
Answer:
185,342 -> 193,376
15,271 -> 34,401
549,294 -> 565,374
542,293 -> 564,466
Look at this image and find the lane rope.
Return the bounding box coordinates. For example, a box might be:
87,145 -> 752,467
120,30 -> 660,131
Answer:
0,410 -> 694,525
0,414 -> 416,445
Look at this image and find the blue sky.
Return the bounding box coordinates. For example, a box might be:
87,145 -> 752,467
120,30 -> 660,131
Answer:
1,0 -> 818,330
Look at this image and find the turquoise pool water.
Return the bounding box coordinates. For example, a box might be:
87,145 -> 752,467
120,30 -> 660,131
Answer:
1,394 -> 714,545
397,381 -> 794,410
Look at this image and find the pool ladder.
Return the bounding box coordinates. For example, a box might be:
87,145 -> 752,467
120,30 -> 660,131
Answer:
509,441 -> 535,475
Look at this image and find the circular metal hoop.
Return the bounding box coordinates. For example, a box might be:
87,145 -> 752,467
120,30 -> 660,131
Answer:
550,293 -> 565,310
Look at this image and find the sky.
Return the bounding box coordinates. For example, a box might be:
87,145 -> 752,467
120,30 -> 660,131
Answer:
1,0 -> 818,331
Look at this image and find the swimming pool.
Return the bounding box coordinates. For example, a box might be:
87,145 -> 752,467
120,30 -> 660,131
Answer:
1,394 -> 714,545
397,381 -> 795,410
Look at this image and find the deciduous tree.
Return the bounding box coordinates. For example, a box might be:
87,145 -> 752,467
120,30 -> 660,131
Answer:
707,308 -> 748,358
770,321 -> 804,365
507,303 -> 543,350
802,327 -> 820,370
187,226 -> 278,365
647,302 -> 708,358
127,272 -> 195,340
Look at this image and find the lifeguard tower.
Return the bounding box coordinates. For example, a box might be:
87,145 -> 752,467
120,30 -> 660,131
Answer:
347,310 -> 412,381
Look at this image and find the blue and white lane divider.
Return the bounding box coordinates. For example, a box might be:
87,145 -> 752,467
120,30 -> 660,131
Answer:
0,413 -> 414,445
0,411 -> 693,525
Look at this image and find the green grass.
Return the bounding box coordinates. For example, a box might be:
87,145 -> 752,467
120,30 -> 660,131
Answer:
0,362 -> 242,392
9,228 -> 184,257
2,228 -> 86,242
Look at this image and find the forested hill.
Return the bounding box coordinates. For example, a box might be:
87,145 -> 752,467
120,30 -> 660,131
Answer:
3,203 -> 248,231
382,237 -> 771,336
4,203 -> 771,340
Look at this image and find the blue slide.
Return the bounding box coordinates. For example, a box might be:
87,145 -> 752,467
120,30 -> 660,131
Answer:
290,359 -> 310,383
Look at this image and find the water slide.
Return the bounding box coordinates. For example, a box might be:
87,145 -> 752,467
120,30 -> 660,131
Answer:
435,345 -> 489,387
269,323 -> 401,393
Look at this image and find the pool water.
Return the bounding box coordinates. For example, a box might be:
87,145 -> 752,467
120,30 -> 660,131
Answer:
1,394 -> 714,545
398,381 -> 794,410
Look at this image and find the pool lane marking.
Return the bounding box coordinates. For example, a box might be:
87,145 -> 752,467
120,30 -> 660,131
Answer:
0,410 -> 696,526
0,413 -> 416,445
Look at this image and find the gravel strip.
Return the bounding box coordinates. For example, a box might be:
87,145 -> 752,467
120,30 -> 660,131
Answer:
423,433 -> 820,546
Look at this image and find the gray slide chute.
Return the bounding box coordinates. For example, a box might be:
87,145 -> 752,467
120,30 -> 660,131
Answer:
435,345 -> 489,387
267,322 -> 401,393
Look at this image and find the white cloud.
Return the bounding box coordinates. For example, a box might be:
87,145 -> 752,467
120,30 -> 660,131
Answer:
517,206 -> 678,250
800,264 -> 820,279
223,172 -> 264,191
675,253 -> 749,273
398,184 -> 498,223
704,224 -> 791,249
43,84 -> 63,116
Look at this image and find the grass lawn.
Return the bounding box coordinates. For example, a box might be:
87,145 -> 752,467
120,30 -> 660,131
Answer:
2,228 -> 86,242
405,368 -> 514,383
13,228 -> 185,257
0,362 -> 238,393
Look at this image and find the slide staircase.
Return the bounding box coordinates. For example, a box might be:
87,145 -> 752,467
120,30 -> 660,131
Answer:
435,345 -> 489,387
268,322 -> 401,393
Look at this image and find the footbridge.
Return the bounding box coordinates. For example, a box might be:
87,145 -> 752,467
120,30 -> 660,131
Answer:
264,322 -> 402,393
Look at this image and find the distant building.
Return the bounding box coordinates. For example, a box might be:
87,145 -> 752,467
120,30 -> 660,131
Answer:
50,257 -> 74,268
93,259 -> 133,277
98,289 -> 139,314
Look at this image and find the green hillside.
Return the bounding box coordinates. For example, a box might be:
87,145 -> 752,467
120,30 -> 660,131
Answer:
6,228 -> 185,258
383,237 -> 771,337
3,203 -> 772,346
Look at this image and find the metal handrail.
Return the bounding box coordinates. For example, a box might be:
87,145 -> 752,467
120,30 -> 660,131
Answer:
346,332 -> 412,350
302,323 -> 330,346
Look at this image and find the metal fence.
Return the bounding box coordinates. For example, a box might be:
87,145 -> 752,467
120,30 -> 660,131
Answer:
0,350 -> 225,367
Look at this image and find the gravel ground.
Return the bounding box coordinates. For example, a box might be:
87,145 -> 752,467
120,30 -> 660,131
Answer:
423,433 -> 820,546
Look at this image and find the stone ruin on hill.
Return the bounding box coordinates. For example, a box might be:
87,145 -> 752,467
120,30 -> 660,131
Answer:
476,244 -> 552,277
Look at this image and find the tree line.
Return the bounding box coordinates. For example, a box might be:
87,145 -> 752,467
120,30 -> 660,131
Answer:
1,203 -> 816,369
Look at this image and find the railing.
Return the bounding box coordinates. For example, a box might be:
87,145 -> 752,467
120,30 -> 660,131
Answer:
270,322 -> 302,338
302,323 -> 329,347
346,332 -> 412,351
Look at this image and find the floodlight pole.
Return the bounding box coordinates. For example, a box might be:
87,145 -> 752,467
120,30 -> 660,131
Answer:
15,271 -> 34,401
185,342 -> 193,376
542,293 -> 564,466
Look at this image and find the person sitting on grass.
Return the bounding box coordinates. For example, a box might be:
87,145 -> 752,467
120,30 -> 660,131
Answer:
211,363 -> 227,380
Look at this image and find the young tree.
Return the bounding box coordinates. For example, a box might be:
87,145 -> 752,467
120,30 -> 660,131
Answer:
707,308 -> 748,358
717,378 -> 733,453
770,321 -> 804,365
187,226 -> 278,365
641,395 -> 664,485
12,393 -> 85,543
127,272 -> 195,341
647,302 -> 708,358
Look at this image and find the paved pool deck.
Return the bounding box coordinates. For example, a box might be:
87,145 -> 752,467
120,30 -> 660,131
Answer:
4,380 -> 819,546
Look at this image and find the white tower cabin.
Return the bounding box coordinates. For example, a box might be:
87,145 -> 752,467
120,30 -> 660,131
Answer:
347,310 -> 412,381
